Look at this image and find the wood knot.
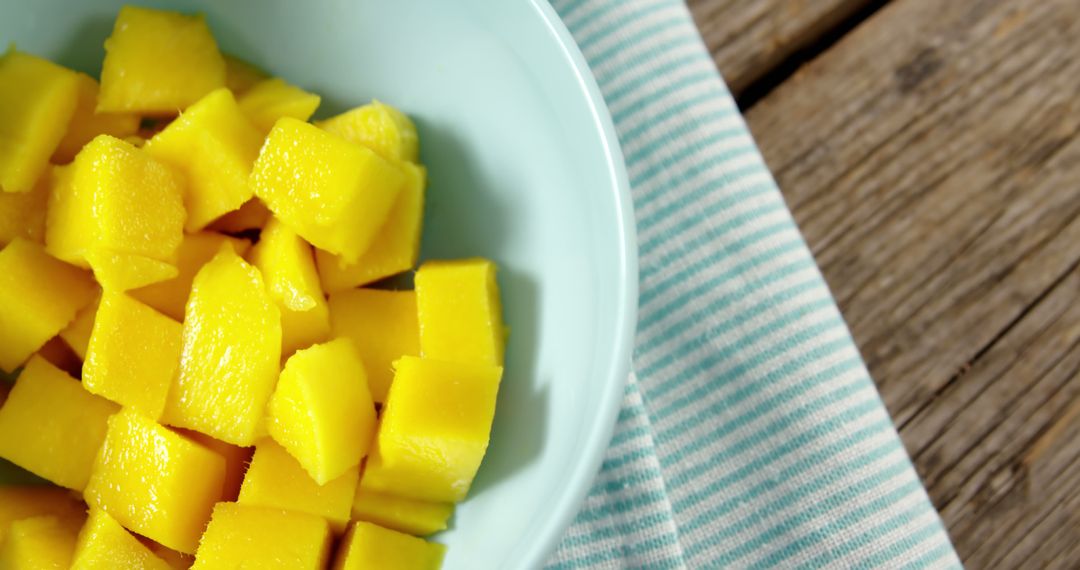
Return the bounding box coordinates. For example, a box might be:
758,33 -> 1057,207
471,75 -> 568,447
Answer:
895,47 -> 943,94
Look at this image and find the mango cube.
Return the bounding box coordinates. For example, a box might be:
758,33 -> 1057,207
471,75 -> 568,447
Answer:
0,356 -> 118,490
84,250 -> 180,292
162,247 -> 281,446
317,101 -> 419,163
362,357 -> 502,502
146,88 -> 263,230
53,73 -> 140,164
193,503 -> 331,570
98,6 -> 226,114
0,49 -> 79,193
251,217 -> 330,355
251,117 -> 404,263
416,258 -> 506,366
267,338 -> 375,484
238,438 -> 358,533
333,522 -> 445,570
0,486 -> 86,544
59,294 -> 100,360
327,289 -> 419,403
351,488 -> 452,537
71,509 -> 172,570
45,135 -> 185,272
317,163 -> 426,291
83,291 -> 182,419
0,171 -> 49,247
85,409 -> 226,554
132,232 -> 251,322
223,54 -> 267,96
239,78 -> 321,133
177,429 -> 253,503
0,238 -> 96,371
208,199 -> 270,234
0,516 -> 81,569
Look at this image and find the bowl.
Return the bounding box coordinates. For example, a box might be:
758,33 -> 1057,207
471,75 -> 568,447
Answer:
0,0 -> 637,568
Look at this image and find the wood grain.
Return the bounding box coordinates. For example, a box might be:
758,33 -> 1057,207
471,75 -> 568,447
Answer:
695,0 -> 1080,566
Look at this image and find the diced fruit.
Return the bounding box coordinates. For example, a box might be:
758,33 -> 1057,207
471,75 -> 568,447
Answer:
239,78 -> 321,133
83,250 -> 179,292
266,339 -> 375,484
84,409 -> 226,554
53,73 -> 139,164
208,199 -> 270,234
0,49 -> 79,193
0,356 -> 118,490
362,357 -> 502,502
416,258 -> 506,366
98,6 -> 226,114
223,54 -> 267,96
37,337 -> 83,378
0,238 -> 96,371
177,430 -> 252,503
317,101 -> 419,163
251,217 -> 330,356
0,171 -> 49,247
147,541 -> 194,570
59,294 -> 100,360
161,247 -> 281,446
251,117 -> 404,263
0,486 -> 86,544
45,135 -> 185,271
192,503 -> 331,570
71,509 -> 172,570
146,88 -> 263,231
238,438 -> 357,533
351,488 -> 452,537
0,515 -> 81,569
83,291 -> 182,419
327,289 -> 419,403
333,521 -> 445,570
131,232 -> 250,322
316,163 -> 426,291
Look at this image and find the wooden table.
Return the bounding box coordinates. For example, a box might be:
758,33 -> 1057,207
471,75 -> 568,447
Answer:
687,0 -> 1080,567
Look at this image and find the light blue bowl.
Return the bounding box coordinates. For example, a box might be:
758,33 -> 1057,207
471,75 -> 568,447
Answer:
1,1 -> 637,568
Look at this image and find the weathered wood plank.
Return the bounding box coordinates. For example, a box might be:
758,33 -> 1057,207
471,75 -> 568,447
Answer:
686,0 -> 876,95
733,0 -> 1080,565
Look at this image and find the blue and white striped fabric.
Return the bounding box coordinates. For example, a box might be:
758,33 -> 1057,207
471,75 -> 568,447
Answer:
547,1 -> 962,568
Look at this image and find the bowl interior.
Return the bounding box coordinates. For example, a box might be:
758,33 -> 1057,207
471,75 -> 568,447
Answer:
0,1 -> 636,567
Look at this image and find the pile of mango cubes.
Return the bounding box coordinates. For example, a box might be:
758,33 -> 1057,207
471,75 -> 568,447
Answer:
0,6 -> 506,569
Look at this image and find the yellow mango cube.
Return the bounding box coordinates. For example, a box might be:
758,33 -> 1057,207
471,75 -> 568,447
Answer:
333,522 -> 445,570
53,73 -> 140,164
45,135 -> 185,270
132,232 -> 250,322
146,88 -> 263,231
0,515 -> 81,569
363,356 -> 502,502
416,258 -> 506,366
162,247 -> 281,446
84,250 -> 179,292
0,170 -> 49,247
327,289 -> 419,403
177,429 -> 253,503
85,409 -> 226,554
238,438 -> 358,533
193,503 -> 331,570
317,101 -> 419,163
0,356 -> 118,490
0,238 -> 97,371
71,509 -> 172,570
83,291 -> 182,419
0,49 -> 79,193
317,163 -> 426,291
266,338 -> 376,484
0,486 -> 86,544
239,78 -> 321,133
223,54 -> 267,96
98,6 -> 226,114
351,488 -> 452,537
251,117 -> 404,263
208,198 -> 270,234
251,217 -> 330,356
59,294 -> 99,360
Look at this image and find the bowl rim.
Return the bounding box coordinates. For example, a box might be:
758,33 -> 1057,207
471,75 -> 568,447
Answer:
517,1 -> 639,568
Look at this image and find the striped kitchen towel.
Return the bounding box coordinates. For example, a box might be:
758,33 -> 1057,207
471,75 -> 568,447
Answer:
546,1 -> 963,568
